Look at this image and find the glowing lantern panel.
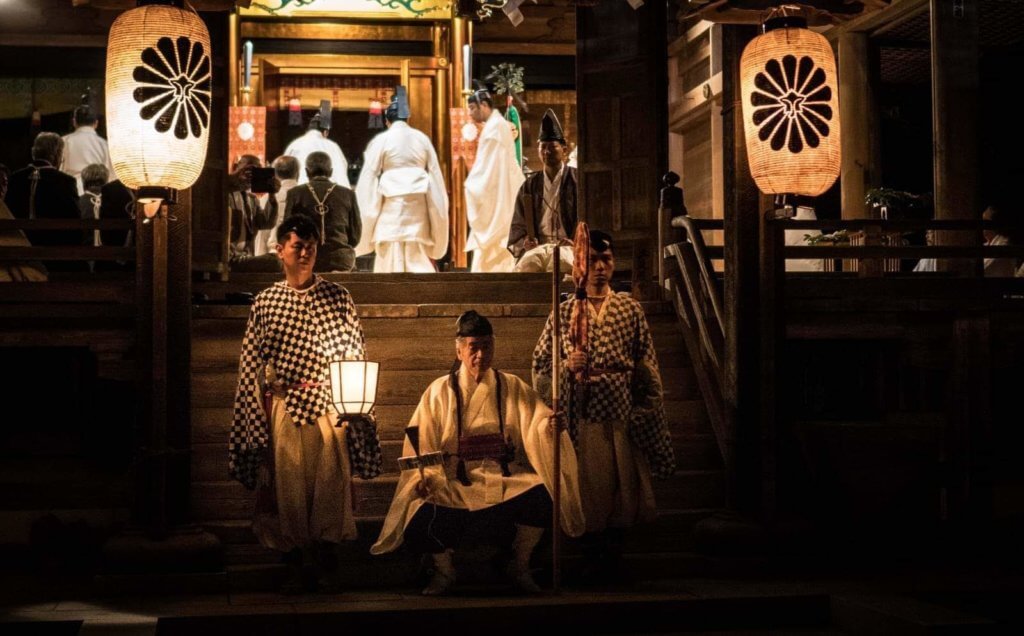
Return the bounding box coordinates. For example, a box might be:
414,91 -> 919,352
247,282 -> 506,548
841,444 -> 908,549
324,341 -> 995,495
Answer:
329,360 -> 379,417
740,19 -> 840,197
105,3 -> 212,193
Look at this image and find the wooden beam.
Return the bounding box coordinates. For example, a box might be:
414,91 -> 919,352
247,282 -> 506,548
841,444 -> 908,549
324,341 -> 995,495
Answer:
473,42 -> 576,57
825,0 -> 929,40
74,0 -> 240,9
931,0 -> 980,275
839,31 -> 873,219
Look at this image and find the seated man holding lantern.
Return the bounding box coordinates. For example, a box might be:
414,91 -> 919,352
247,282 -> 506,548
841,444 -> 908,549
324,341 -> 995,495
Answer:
229,214 -> 382,594
371,310 -> 585,596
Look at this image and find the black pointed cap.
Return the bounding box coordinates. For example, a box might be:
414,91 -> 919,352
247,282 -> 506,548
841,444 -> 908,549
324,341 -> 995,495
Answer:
469,79 -> 491,105
309,100 -> 331,130
538,108 -> 565,143
455,310 -> 493,337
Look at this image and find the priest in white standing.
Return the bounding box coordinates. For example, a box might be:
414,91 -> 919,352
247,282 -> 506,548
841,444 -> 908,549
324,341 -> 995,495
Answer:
464,84 -> 525,273
355,87 -> 448,272
283,100 -> 349,188
62,103 -> 115,195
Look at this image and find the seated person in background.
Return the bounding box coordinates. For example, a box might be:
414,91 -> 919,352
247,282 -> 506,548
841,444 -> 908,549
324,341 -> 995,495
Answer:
507,110 -> 577,274
982,204 -> 1019,277
1,191 -> 48,282
228,154 -> 281,272
78,163 -> 108,248
915,202 -> 1020,275
6,133 -> 85,272
283,151 -> 361,273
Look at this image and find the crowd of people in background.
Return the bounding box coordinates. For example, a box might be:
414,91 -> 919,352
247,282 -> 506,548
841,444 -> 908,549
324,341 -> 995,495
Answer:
2,92 -> 1022,278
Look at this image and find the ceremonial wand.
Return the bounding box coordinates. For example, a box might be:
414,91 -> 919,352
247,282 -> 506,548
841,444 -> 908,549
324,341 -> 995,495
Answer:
551,238 -> 562,591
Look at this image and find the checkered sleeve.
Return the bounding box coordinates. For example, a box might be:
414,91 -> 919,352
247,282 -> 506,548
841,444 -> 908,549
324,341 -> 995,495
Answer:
229,302 -> 270,490
628,306 -> 676,479
531,310 -> 555,406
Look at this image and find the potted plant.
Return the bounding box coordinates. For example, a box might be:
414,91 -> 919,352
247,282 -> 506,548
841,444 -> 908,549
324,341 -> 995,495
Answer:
804,230 -> 850,245
864,188 -> 918,220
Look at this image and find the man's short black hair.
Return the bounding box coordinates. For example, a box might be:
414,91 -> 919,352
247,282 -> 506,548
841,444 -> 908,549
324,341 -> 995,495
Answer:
74,105 -> 98,126
276,214 -> 320,244
589,229 -> 614,254
468,92 -> 493,109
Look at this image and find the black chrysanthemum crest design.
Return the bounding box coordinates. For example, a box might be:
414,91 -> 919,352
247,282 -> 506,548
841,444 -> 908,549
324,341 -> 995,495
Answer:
750,54 -> 833,154
132,36 -> 212,140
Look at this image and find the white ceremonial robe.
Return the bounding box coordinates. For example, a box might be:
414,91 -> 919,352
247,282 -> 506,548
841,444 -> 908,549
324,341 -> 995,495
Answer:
284,130 -> 350,188
371,368 -> 585,554
252,393 -> 357,552
784,206 -> 824,272
354,121 -> 449,271
61,126 -> 115,195
464,110 -> 525,273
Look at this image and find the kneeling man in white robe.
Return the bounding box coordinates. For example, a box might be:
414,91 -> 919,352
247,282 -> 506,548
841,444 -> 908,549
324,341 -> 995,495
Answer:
371,310 -> 584,595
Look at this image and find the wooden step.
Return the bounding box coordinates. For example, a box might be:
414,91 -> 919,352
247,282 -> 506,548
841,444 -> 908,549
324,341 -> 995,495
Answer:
191,398 -> 711,447
190,467 -> 725,523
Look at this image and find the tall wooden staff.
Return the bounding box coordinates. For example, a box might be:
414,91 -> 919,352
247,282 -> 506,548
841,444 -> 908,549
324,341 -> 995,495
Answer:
551,242 -> 562,591
552,224 -> 590,591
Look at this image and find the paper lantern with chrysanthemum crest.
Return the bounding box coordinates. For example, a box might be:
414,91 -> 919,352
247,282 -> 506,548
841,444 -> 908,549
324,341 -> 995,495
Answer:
741,16 -> 840,197
105,1 -> 211,198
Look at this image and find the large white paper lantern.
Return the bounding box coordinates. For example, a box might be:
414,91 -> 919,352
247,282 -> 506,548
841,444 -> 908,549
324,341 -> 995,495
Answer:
741,16 -> 840,197
105,1 -> 211,200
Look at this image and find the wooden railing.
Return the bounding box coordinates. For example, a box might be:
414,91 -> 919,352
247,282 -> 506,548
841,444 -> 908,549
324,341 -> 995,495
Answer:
0,218 -> 136,264
664,216 -> 730,466
766,218 -> 1024,276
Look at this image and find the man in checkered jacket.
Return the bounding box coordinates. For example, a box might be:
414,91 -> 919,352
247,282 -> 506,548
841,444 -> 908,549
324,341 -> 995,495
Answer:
532,229 -> 675,582
229,214 -> 367,594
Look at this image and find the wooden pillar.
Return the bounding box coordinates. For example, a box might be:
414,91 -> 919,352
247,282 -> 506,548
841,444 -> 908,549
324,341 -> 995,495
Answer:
227,11 -> 239,107
947,316 -> 993,523
721,25 -> 764,517
931,0 -> 980,275
432,24 -> 450,185
839,32 -> 874,219
448,17 -> 470,268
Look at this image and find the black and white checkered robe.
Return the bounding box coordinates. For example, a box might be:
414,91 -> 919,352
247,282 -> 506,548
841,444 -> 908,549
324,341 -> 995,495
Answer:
229,276 -> 365,489
533,292 -> 676,479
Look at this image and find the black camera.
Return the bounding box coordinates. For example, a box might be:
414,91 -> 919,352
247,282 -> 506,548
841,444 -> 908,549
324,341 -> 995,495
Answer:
249,167 -> 275,194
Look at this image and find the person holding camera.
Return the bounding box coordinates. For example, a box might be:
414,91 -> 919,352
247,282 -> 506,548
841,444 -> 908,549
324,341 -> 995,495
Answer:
227,154 -> 281,272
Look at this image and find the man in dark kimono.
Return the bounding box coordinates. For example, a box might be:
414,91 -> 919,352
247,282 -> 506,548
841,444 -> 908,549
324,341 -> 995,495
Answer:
283,151 -> 361,272
6,132 -> 84,270
507,109 -> 577,272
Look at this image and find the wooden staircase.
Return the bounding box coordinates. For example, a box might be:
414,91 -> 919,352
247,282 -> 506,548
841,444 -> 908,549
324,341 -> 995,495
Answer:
190,273 -> 722,588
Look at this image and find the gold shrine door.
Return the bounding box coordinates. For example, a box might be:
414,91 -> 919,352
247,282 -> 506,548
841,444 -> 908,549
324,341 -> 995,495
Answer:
576,2 -> 668,289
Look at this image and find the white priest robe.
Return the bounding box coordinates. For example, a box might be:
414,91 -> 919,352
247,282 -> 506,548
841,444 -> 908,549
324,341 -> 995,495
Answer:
284,130 -> 350,188
371,367 -> 585,555
61,126 -> 115,195
464,110 -> 525,273
354,121 -> 449,272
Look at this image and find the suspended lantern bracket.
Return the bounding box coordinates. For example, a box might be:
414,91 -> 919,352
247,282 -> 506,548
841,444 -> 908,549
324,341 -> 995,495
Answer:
770,194 -> 797,219
137,187 -> 178,205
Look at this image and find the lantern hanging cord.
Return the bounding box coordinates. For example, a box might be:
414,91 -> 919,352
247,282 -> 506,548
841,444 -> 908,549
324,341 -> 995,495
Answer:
762,4 -> 809,23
